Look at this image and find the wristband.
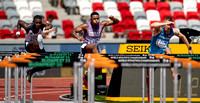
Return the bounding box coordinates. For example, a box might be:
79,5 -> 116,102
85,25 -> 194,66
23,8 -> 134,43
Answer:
16,31 -> 20,36
188,46 -> 192,50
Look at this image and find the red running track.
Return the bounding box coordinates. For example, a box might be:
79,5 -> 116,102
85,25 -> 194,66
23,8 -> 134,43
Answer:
0,77 -> 111,101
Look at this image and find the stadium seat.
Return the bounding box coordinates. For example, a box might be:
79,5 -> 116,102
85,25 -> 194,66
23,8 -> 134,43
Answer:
29,1 -> 43,12
183,1 -> 197,14
0,20 -> 11,29
0,3 -> 3,10
91,0 -> 103,3
64,29 -> 73,38
5,9 -> 20,20
197,3 -> 200,13
103,1 -> 118,11
117,0 -> 130,3
130,0 -> 142,2
79,1 -> 92,16
175,19 -> 188,28
117,2 -> 129,12
96,10 -> 108,22
128,31 -> 141,40
0,11 -> 7,19
171,0 -> 183,3
134,11 -> 146,21
124,20 -> 137,30
159,10 -> 172,21
121,11 -> 134,22
173,11 -> 185,20
92,2 -> 104,12
56,28 -> 65,36
143,2 -> 156,11
157,2 -> 170,12
13,29 -> 25,38
169,1 -> 183,15
62,20 -> 74,31
0,29 -> 13,39
136,19 -> 150,30
112,21 -> 125,34
186,11 -> 199,20
146,10 -> 161,22
19,9 -> 32,21
51,20 -> 62,28
103,0 -> 116,2
2,1 -> 16,11
106,10 -> 122,21
77,0 -> 90,5
32,11 -> 45,18
188,19 -> 200,31
142,30 -> 152,40
10,19 -> 18,29
130,1 -> 144,15
63,0 -> 79,15
46,10 -> 58,20
15,1 -> 29,12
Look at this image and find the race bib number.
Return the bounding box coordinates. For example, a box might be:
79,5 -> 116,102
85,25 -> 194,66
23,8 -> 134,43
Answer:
156,39 -> 167,48
88,38 -> 99,45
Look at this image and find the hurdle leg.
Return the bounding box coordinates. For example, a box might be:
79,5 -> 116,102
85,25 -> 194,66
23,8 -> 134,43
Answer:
20,67 -> 23,103
8,67 -> 11,103
163,68 -> 166,103
142,67 -> 145,103
5,67 -> 8,103
160,68 -> 163,103
24,67 -> 26,103
78,63 -> 83,103
174,60 -> 178,103
15,67 -> 19,103
149,67 -> 152,103
91,63 -> 95,103
152,67 -> 154,103
30,73 -> 33,103
73,62 -> 78,103
187,63 -> 191,103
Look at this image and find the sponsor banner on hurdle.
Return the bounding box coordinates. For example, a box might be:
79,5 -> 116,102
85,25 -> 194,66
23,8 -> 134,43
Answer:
118,44 -> 200,54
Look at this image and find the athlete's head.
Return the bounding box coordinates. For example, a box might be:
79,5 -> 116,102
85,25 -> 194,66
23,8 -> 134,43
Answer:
90,12 -> 100,25
33,15 -> 42,28
163,16 -> 173,33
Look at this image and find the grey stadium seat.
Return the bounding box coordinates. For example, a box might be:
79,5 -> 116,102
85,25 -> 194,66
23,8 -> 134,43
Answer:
3,1 -> 16,11
5,9 -> 20,20
0,20 -> 12,29
134,11 -> 146,21
175,19 -> 188,28
188,19 -> 200,31
56,28 -> 65,36
10,19 -> 18,29
0,3 -> 3,10
32,11 -> 45,18
103,0 -> 116,2
96,10 -> 108,22
170,1 -> 183,15
51,20 -> 62,28
116,0 -> 129,3
63,0 -> 79,15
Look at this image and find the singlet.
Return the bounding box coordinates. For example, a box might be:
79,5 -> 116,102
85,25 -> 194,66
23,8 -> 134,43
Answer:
149,27 -> 174,54
83,21 -> 102,45
25,23 -> 43,42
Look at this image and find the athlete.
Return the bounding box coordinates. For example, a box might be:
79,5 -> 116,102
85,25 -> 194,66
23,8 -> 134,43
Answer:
16,15 -> 52,82
70,12 -> 119,55
147,16 -> 193,101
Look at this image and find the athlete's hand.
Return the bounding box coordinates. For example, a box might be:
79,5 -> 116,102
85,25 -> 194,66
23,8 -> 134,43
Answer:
78,37 -> 84,41
189,50 -> 193,54
166,22 -> 174,25
108,15 -> 115,21
15,31 -> 20,38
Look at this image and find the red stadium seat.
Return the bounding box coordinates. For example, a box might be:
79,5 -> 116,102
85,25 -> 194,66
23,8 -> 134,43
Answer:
128,31 -> 141,40
46,10 -> 58,20
173,11 -> 185,20
130,0 -> 143,2
159,10 -> 172,21
197,3 -> 200,14
92,3 -> 104,12
120,11 -> 134,22
187,11 -> 199,20
112,21 -> 125,34
142,30 -> 152,40
124,20 -> 137,30
62,20 -> 74,38
0,29 -> 13,39
0,11 -> 7,20
157,2 -> 170,12
171,0 -> 183,3
13,29 -> 25,39
143,2 -> 156,11
117,2 -> 129,12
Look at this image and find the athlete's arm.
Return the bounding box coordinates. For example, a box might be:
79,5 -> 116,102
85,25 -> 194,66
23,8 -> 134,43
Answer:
101,15 -> 119,28
15,20 -> 31,38
70,24 -> 87,41
151,22 -> 174,37
174,28 -> 193,54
